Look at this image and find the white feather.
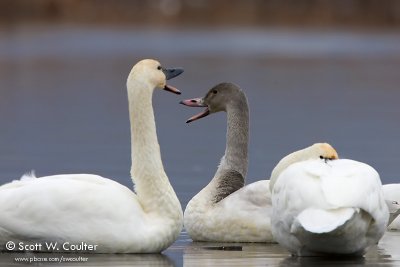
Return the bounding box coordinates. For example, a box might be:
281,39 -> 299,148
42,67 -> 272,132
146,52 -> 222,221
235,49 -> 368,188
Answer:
383,183 -> 400,230
20,170 -> 36,181
271,159 -> 389,256
184,180 -> 273,242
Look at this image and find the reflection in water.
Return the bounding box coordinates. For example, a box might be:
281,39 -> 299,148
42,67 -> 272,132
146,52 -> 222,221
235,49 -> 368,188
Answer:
279,256 -> 366,267
183,241 -> 286,266
377,231 -> 400,263
182,232 -> 400,267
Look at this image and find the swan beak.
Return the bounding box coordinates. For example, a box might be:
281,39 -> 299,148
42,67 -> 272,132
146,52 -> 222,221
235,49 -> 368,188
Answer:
163,67 -> 184,80
162,67 -> 183,94
180,98 -> 210,123
180,98 -> 206,107
164,85 -> 181,95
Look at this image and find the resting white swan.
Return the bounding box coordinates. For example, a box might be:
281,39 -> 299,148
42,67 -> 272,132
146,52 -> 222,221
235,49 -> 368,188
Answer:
383,184 -> 400,230
270,143 -> 389,256
181,83 -> 273,242
0,59 -> 184,253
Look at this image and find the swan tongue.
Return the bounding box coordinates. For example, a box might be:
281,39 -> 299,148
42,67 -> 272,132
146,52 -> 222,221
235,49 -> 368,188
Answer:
164,85 -> 181,95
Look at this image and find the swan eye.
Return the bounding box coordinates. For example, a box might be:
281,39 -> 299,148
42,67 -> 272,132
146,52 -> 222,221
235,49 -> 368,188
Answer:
212,90 -> 218,94
393,201 -> 399,205
157,66 -> 162,70
319,156 -> 324,159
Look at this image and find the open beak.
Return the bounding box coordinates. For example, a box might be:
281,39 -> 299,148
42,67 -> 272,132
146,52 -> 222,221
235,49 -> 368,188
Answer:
180,98 -> 210,123
162,67 -> 184,95
164,84 -> 181,95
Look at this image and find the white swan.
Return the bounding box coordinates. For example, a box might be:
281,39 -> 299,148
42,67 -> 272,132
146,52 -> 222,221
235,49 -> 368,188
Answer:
270,143 -> 389,256
181,83 -> 273,242
0,59 -> 184,253
383,184 -> 400,230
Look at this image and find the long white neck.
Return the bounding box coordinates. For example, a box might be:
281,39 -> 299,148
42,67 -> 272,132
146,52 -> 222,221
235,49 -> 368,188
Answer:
269,148 -> 307,191
129,80 -> 163,175
127,78 -> 181,218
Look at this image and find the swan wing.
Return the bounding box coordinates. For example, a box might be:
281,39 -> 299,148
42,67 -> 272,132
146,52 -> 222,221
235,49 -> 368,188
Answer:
211,180 -> 273,242
220,180 -> 271,210
318,160 -> 388,225
0,174 -> 146,248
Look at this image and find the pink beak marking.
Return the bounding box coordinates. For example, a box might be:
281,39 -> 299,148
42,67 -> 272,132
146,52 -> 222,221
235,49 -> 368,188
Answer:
180,98 -> 210,123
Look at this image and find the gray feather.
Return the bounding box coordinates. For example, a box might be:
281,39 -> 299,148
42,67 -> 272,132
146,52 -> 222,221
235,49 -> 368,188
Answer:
213,169 -> 245,203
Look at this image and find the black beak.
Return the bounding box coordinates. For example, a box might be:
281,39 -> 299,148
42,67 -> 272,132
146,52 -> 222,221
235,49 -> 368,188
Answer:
163,67 -> 184,80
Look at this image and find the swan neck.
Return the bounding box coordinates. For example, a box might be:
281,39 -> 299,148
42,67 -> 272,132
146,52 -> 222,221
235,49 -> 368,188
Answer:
221,100 -> 249,178
269,149 -> 305,191
193,100 -> 249,206
128,80 -> 164,176
124,73 -> 182,236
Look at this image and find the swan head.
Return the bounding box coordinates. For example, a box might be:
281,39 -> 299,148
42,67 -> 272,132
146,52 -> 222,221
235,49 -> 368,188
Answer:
307,143 -> 339,161
385,199 -> 400,225
180,82 -> 246,123
386,199 -> 400,214
269,143 -> 339,191
127,59 -> 184,94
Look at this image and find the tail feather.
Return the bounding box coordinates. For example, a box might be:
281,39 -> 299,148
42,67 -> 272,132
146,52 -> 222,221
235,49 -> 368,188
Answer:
290,207 -> 373,254
293,208 -> 356,234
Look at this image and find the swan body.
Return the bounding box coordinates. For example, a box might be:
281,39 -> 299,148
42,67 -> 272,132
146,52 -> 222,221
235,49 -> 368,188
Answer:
184,179 -> 272,242
270,144 -> 389,256
0,59 -> 184,253
182,83 -> 273,242
383,184 -> 400,230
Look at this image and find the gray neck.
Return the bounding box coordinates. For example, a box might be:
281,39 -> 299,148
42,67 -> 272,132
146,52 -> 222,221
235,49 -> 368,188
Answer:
196,94 -> 250,206
212,169 -> 245,203
209,96 -> 249,202
219,98 -> 249,178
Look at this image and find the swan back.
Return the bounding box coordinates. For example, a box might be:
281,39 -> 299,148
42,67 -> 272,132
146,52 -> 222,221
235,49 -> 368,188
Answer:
271,146 -> 389,255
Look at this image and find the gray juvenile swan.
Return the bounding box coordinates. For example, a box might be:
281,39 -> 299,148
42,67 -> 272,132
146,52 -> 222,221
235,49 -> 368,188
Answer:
180,82 -> 274,242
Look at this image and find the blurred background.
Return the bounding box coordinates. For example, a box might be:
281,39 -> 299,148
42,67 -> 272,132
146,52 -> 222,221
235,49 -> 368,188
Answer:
1,0 -> 400,27
0,0 -> 400,209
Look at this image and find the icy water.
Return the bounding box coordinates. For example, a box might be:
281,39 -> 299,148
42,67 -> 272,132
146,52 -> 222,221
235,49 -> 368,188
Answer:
1,232 -> 399,266
0,25 -> 400,266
